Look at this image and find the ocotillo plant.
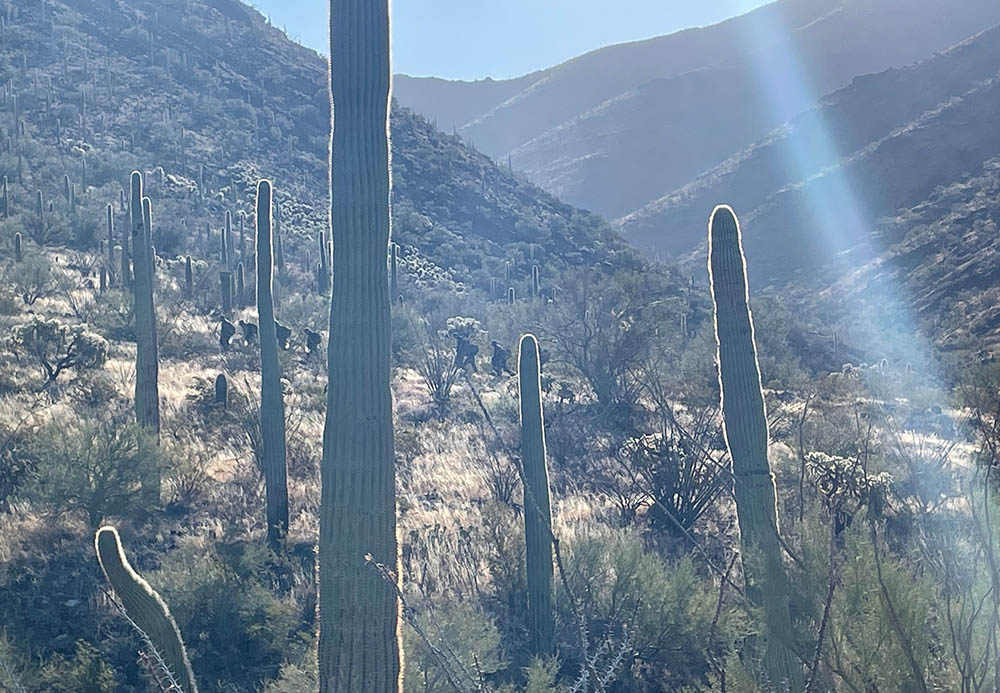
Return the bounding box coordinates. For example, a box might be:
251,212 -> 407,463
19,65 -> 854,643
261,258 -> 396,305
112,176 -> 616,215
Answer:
95,527 -> 198,693
708,205 -> 802,691
320,0 -> 401,688
255,180 -> 289,549
518,333 -> 555,656
130,172 -> 160,500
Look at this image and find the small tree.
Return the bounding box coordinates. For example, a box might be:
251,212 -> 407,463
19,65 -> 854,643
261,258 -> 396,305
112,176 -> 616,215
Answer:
26,419 -> 160,527
11,317 -> 108,388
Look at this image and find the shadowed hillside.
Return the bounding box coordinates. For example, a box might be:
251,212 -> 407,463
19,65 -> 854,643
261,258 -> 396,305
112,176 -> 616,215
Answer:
0,0 -> 639,295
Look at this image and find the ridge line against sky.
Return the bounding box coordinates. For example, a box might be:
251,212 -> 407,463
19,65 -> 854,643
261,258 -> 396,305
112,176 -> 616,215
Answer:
248,0 -> 771,81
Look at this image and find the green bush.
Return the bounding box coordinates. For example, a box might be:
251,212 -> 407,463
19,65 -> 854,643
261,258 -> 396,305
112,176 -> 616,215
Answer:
38,640 -> 116,693
25,419 -> 161,527
152,541 -> 312,693
402,601 -> 504,693
557,527 -> 738,690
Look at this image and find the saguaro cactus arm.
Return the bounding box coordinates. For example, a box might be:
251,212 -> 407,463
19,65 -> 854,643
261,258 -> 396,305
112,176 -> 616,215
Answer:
95,527 -> 198,693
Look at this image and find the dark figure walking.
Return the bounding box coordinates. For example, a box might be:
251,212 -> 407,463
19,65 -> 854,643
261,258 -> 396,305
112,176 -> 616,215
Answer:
220,317 -> 236,352
275,321 -> 292,350
490,340 -> 514,377
239,320 -> 258,346
305,328 -> 322,359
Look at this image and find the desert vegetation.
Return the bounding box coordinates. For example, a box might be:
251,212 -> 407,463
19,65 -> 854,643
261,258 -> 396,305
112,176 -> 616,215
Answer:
0,0 -> 998,692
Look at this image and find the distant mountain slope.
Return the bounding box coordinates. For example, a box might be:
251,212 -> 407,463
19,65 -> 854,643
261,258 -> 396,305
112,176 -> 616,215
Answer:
394,0 -> 1000,222
0,0 -> 640,296
392,73 -> 539,137
616,25 -> 1000,283
838,157 -> 1000,353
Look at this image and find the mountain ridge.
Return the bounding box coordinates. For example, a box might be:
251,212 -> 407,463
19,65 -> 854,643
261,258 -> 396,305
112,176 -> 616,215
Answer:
393,0 -> 1000,227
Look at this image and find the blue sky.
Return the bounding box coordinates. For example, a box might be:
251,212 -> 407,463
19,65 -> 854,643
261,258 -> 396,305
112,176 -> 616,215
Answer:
250,0 -> 770,80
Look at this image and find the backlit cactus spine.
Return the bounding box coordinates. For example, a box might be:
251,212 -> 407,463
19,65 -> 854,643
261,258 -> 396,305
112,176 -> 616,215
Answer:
518,333 -> 555,656
130,172 -> 160,499
95,526 -> 198,693
319,0 -> 401,687
708,205 -> 801,691
255,180 -> 289,548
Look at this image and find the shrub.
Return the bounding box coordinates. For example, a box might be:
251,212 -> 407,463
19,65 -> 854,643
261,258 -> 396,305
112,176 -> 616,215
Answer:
152,541 -> 311,693
37,640 -> 116,693
402,601 -> 504,693
557,527 -> 736,690
25,419 -> 161,527
11,318 -> 108,388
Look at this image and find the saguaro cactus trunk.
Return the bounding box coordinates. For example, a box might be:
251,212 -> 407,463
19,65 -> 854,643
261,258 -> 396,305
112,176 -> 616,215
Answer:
255,180 -> 289,549
130,171 -> 160,499
319,0 -> 401,690
518,333 -> 555,656
708,205 -> 801,691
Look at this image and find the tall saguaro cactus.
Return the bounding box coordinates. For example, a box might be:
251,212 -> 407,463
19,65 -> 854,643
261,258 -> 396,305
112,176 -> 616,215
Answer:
255,180 -> 289,549
518,333 -> 555,656
319,0 -> 401,689
130,172 -> 160,498
708,205 -> 801,691
95,527 -> 198,693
